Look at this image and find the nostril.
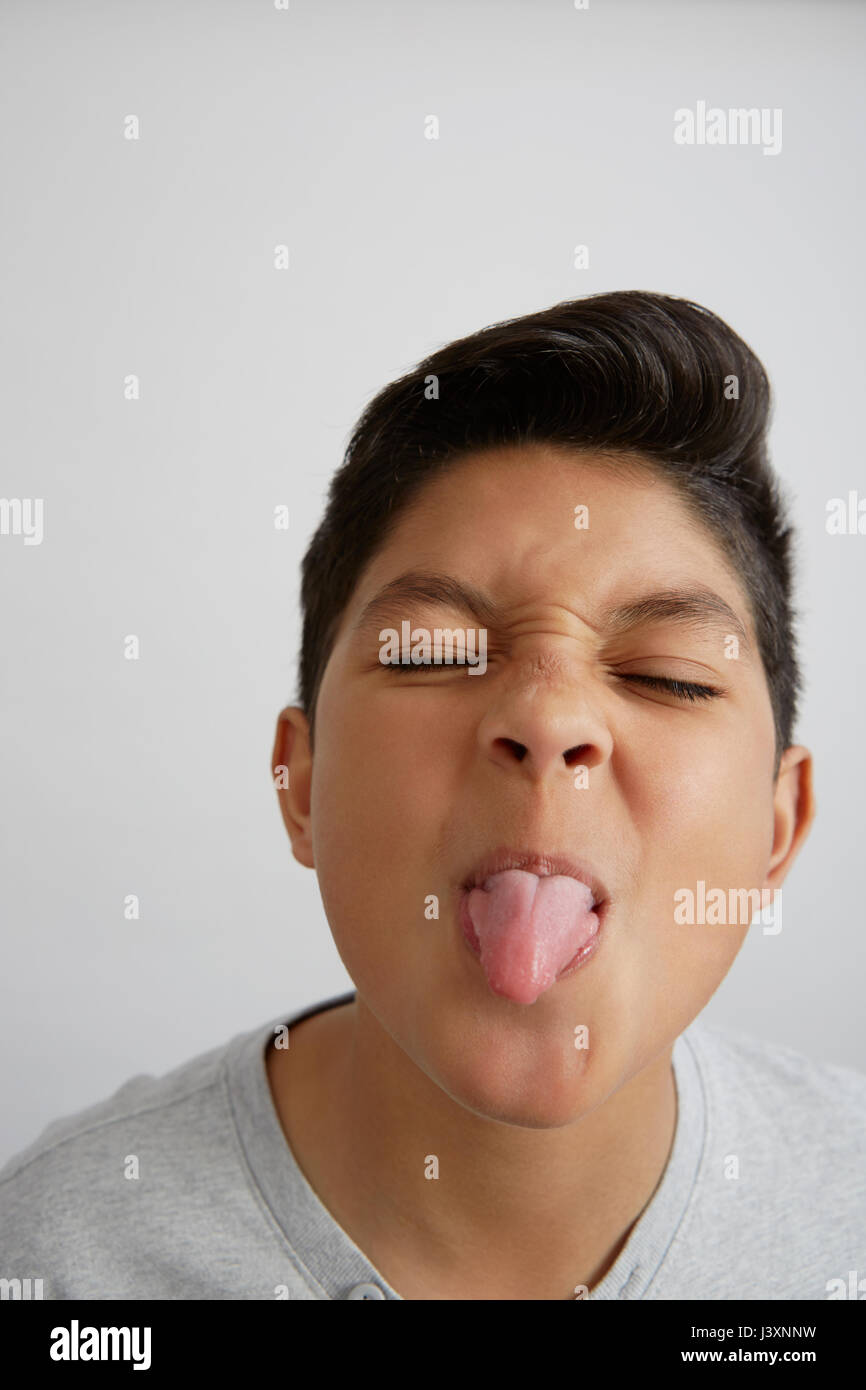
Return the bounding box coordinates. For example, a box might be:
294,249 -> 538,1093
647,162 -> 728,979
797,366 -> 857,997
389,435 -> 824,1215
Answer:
563,745 -> 588,766
495,737 -> 528,761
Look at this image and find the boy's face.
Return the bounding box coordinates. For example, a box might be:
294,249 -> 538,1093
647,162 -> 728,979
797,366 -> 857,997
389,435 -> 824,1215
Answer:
276,445 -> 813,1128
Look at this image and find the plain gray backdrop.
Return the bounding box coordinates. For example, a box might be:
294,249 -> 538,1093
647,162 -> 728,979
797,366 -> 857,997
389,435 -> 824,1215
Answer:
2,0 -> 864,1165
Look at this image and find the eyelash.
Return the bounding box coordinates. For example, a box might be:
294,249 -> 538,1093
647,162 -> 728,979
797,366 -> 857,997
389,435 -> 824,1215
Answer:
623,674 -> 721,702
384,664 -> 722,702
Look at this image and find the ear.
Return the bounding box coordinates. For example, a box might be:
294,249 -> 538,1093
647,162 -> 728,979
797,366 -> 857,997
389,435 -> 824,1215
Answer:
765,745 -> 815,890
271,705 -> 315,870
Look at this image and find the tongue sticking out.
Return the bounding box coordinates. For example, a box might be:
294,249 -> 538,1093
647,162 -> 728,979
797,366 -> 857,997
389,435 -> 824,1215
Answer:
465,869 -> 599,1004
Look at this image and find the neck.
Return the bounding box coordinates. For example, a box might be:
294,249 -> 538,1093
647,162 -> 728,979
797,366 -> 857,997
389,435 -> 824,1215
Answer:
268,997 -> 678,1301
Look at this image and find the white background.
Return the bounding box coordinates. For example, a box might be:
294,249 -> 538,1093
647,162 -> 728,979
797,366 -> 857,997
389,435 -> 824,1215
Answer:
1,0 -> 864,1163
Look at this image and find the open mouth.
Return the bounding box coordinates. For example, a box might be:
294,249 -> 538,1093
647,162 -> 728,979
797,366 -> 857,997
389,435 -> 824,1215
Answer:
456,849 -> 610,1003
460,848 -> 608,903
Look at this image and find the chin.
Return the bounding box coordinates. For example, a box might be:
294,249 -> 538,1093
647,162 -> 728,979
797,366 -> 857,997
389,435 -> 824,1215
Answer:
431,1038 -> 602,1131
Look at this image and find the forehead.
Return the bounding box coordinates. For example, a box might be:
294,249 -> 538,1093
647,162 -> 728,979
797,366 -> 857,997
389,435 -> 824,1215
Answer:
353,443 -> 751,623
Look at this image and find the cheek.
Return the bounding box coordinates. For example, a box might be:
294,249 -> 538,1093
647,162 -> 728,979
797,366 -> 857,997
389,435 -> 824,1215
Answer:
642,919 -> 751,1041
309,675 -> 458,988
624,696 -> 776,871
613,716 -> 775,1020
312,695 -> 458,872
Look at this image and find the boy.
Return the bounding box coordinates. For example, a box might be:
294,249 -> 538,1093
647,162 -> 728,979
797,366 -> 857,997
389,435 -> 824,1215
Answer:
2,291 -> 864,1300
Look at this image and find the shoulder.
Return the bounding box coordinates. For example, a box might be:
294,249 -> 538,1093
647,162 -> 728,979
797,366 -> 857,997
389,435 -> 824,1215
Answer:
648,1021 -> 866,1298
682,1018 -> 866,1136
0,1024 -> 261,1297
0,1032 -> 232,1187
683,1020 -> 865,1247
0,997 -> 352,1298
0,992 -> 353,1195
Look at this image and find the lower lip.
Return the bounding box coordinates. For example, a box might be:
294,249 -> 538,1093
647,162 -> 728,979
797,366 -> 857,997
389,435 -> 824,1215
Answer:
457,889 -> 608,989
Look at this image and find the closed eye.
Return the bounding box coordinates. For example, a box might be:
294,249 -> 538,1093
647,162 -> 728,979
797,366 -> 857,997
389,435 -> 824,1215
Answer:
619,674 -> 722,702
383,661 -> 722,706
382,659 -> 478,673
382,662 -> 722,701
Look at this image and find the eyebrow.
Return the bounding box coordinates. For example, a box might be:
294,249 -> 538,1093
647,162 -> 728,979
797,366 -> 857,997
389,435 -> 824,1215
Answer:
351,569 -> 753,654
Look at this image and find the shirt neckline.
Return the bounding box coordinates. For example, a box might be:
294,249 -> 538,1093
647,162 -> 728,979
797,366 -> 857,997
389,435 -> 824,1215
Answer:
224,991 -> 707,1300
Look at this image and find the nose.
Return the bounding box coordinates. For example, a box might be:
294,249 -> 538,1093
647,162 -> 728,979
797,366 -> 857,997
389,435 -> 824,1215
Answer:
476,651 -> 612,781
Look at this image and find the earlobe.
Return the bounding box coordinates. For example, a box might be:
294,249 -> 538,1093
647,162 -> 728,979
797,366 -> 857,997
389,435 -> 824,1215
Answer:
766,746 -> 815,889
271,706 -> 315,869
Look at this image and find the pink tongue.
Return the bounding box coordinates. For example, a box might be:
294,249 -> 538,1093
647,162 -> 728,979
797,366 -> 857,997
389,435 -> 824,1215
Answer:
466,869 -> 598,1004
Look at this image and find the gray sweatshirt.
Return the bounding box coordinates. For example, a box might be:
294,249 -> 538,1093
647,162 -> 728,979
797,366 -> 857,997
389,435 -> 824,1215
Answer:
1,991 -> 864,1301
